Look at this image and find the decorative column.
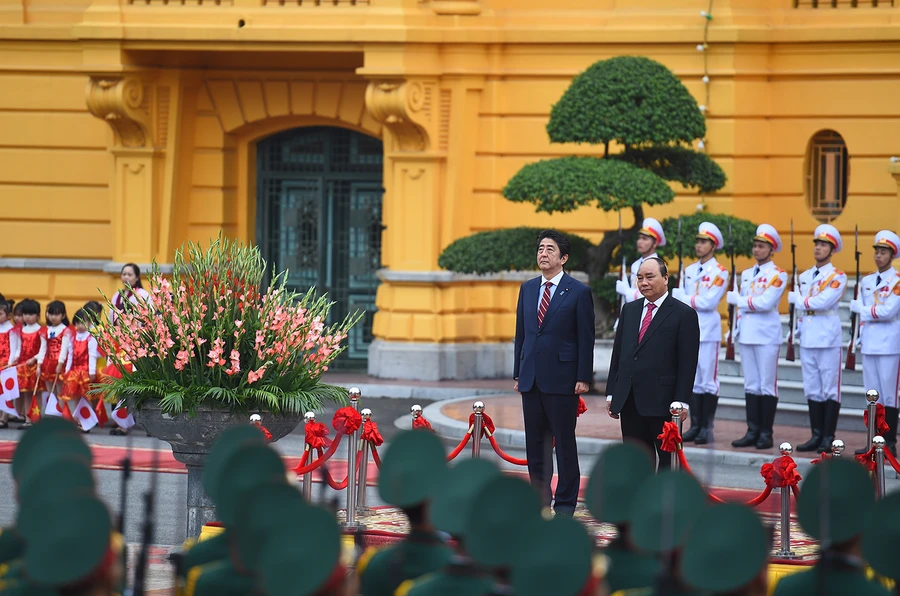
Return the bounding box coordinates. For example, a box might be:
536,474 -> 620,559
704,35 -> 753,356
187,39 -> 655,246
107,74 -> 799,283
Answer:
86,76 -> 165,264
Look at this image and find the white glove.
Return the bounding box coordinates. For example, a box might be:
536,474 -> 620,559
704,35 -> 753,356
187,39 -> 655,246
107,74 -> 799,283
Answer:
787,291 -> 800,305
671,288 -> 686,303
615,279 -> 630,297
849,299 -> 861,314
726,290 -> 740,306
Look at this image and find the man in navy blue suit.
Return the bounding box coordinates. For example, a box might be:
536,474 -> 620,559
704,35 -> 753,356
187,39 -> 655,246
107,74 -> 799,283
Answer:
514,229 -> 595,516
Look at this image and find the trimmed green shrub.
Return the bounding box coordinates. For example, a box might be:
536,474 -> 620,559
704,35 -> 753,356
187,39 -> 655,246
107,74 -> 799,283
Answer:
657,213 -> 759,262
438,227 -> 594,275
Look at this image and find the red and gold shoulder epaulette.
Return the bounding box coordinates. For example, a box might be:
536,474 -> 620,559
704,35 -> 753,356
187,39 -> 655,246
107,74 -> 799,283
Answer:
836,270 -> 845,276
717,263 -> 726,271
774,267 -> 784,273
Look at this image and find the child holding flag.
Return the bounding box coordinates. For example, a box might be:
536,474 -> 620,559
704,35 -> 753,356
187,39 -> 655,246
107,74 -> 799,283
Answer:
62,309 -> 102,432
16,299 -> 46,429
0,300 -> 21,428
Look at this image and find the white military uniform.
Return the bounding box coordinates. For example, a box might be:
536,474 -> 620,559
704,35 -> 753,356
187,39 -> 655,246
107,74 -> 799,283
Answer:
734,261 -> 788,398
857,268 -> 900,408
616,217 -> 666,304
796,261 -> 848,403
676,258 -> 728,394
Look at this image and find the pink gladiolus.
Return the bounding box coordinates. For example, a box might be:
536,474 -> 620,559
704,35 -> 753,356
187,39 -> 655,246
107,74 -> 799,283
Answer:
247,366 -> 266,384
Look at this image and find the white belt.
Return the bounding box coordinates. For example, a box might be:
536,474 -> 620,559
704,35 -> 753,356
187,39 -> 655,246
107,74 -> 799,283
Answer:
802,309 -> 837,317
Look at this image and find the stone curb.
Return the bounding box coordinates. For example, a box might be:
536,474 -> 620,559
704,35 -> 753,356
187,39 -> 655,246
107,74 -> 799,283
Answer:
330,381 -> 506,401
416,395 -> 811,469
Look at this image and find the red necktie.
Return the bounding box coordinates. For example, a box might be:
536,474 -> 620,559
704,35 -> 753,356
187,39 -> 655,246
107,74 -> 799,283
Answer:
537,281 -> 552,327
638,303 -> 656,343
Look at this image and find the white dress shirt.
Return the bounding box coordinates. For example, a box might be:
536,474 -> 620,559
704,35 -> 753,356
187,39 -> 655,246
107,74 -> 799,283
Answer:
537,270 -> 565,313
639,291 -> 669,333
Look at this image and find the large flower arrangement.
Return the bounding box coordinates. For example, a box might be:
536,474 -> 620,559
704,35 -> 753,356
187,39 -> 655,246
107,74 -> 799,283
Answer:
92,236 -> 362,416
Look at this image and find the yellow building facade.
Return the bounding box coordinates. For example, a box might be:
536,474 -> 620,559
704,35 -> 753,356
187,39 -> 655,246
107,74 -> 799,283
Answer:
1,0 -> 900,379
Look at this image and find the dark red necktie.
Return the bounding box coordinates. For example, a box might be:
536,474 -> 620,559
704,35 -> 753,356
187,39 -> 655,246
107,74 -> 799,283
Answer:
638,303 -> 656,343
537,281 -> 552,326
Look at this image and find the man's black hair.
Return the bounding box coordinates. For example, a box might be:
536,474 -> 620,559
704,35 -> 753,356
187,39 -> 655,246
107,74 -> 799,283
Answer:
537,229 -> 572,259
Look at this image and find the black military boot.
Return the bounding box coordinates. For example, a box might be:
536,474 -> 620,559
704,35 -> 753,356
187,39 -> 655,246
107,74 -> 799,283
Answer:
796,400 -> 825,452
695,393 -> 719,445
755,395 -> 778,449
884,406 -> 898,457
732,394 -> 761,448
815,400 -> 841,453
681,393 -> 703,443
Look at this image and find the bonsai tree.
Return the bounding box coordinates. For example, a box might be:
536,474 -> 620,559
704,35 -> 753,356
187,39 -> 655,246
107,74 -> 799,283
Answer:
502,56 -> 728,329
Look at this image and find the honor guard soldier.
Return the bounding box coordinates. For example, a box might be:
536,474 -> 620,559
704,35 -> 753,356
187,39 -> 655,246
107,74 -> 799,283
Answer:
772,459 -> 890,596
358,430 -> 453,596
680,504 -> 770,596
789,224 -> 848,453
586,442 -> 659,594
394,459 -> 501,596
672,222 -> 729,444
849,229 -> 900,456
616,217 -> 666,304
728,224 -> 788,450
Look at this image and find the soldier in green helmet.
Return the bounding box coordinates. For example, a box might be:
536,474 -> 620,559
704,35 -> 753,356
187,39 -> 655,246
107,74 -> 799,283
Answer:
773,459 -> 890,596
357,430 -> 453,596
394,458 -> 502,596
862,492 -> 900,594
463,474 -> 544,596
680,503 -> 771,596
586,442 -> 659,593
615,470 -> 708,596
509,514 -> 599,596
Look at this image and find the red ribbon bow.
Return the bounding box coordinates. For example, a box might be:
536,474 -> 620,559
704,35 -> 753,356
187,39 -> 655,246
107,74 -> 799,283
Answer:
256,424 -> 273,441
657,421 -> 682,453
864,403 -> 890,435
577,396 -> 588,418
412,416 -> 433,431
361,419 -> 384,446
760,455 -> 802,488
856,448 -> 876,472
333,407 -> 362,435
810,451 -> 831,465
305,421 -> 331,449
468,412 -> 497,436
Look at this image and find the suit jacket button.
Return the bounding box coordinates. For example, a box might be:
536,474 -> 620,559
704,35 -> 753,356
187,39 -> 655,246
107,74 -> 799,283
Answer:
633,356 -> 638,361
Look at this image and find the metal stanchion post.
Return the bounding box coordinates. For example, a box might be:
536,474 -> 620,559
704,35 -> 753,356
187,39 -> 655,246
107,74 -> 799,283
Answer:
670,402 -> 685,471
865,390 -> 879,450
301,411 -> 316,502
774,442 -> 798,560
472,401 -> 485,459
342,387 -> 363,530
410,404 -> 423,429
831,439 -> 844,459
357,408 -> 372,515
874,436 -> 886,500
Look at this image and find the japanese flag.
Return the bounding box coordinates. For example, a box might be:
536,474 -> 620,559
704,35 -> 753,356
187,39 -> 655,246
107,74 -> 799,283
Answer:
44,393 -> 64,417
0,367 -> 18,399
74,397 -> 99,431
0,396 -> 16,417
112,402 -> 135,429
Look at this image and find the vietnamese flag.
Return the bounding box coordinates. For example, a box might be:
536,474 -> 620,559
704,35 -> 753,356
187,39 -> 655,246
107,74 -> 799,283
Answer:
74,397 -> 99,431
27,394 -> 41,423
95,400 -> 109,428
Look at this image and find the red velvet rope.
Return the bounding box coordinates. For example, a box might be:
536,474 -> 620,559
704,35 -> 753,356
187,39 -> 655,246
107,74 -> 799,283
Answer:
447,433 -> 471,461
467,412 -> 497,437
305,421 -> 331,450
657,421 -> 682,453
320,450 -> 363,491
413,416 -> 434,431
360,419 -> 384,446
884,447 -> 900,475
577,396 -> 587,417
370,443 -> 382,469
761,455 -> 802,488
255,424 -> 273,441
864,403 -> 890,435
292,431 -> 345,475
856,446 -> 877,473
333,407 -> 362,434
297,447 -> 310,469
488,435 -> 528,466
810,451 -> 831,465
677,448 -> 776,507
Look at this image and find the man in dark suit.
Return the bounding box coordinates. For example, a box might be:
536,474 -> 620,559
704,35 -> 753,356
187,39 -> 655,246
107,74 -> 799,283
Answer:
514,229 -> 595,516
607,257 -> 700,470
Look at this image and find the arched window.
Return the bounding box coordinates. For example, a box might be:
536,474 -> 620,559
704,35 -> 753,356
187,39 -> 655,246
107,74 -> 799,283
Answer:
805,130 -> 849,223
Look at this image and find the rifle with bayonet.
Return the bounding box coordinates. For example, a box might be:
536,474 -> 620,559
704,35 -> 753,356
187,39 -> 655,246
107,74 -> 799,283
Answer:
132,439 -> 161,596
726,221 -> 736,361
677,217 -> 684,289
786,220 -> 797,362
845,225 -> 860,371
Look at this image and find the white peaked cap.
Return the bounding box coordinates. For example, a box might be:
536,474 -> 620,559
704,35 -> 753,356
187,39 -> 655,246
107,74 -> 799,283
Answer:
813,224 -> 842,253
696,222 -> 724,250
754,224 -> 782,253
639,218 -> 666,247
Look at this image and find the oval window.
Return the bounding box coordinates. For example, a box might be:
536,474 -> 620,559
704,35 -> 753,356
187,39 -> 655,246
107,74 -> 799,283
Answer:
805,130 -> 849,223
